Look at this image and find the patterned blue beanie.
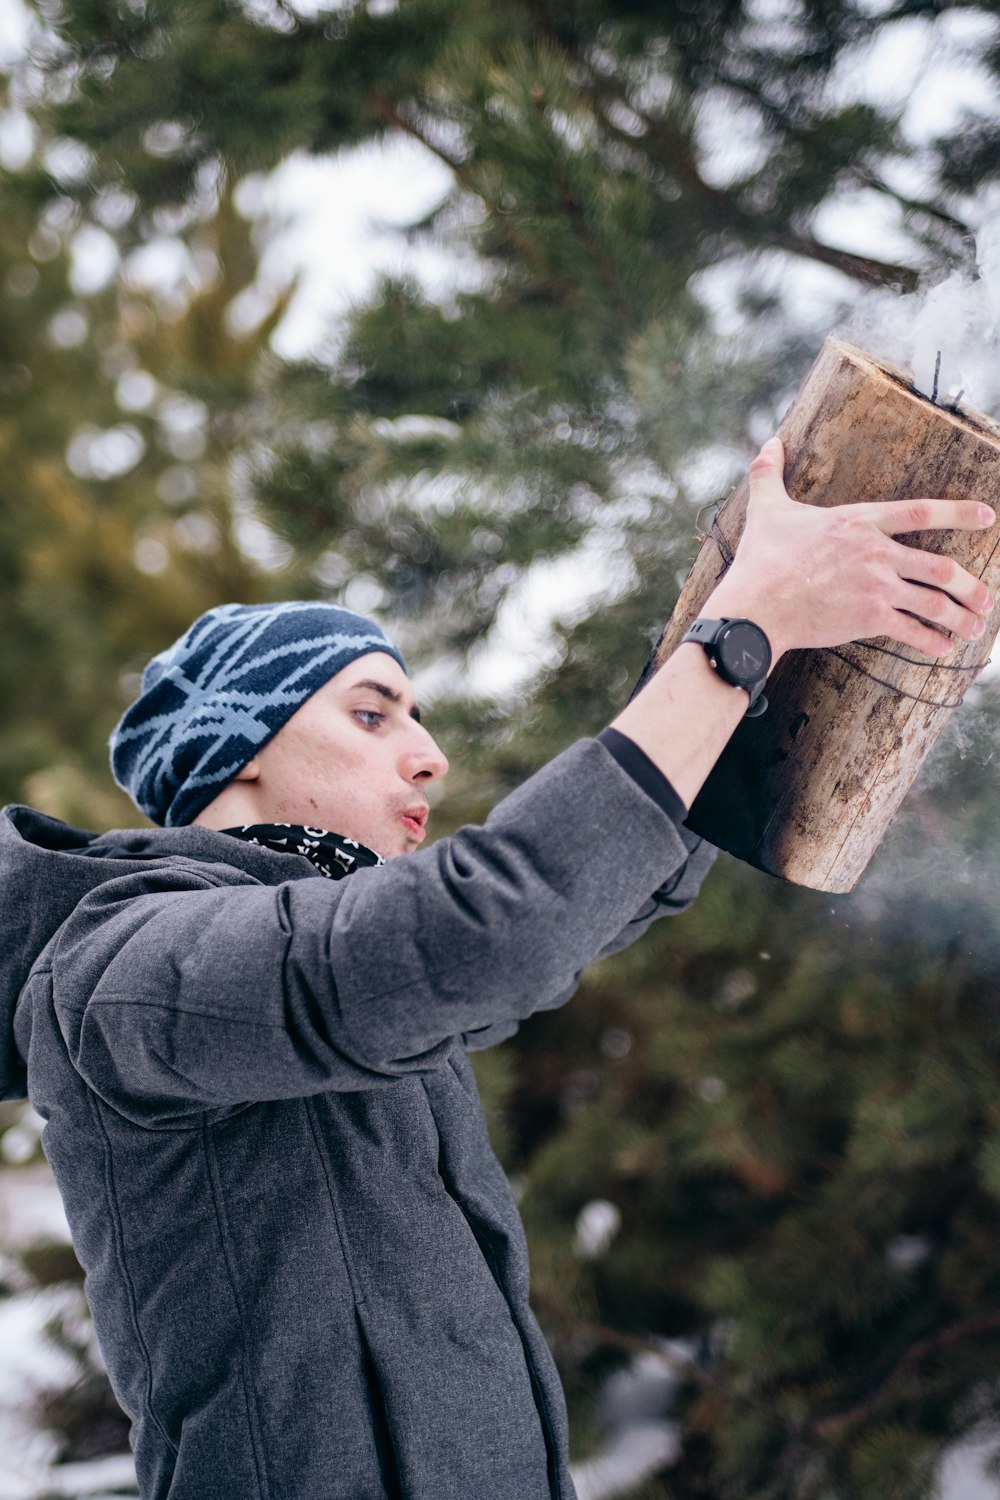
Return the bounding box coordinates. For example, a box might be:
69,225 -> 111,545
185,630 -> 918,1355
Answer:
110,601 -> 407,827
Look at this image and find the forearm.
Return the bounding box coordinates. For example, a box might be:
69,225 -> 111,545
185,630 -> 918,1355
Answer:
609,601 -> 766,809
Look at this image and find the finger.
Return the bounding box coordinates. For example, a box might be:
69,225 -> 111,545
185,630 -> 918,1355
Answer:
896,580 -> 988,642
876,610 -> 959,659
863,497 -> 996,536
746,436 -> 787,507
892,543 -> 995,618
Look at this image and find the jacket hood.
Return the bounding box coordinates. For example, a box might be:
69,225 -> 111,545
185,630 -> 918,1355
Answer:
0,804 -> 319,1102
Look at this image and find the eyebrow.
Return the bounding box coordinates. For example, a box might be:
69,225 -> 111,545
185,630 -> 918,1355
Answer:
349,678 -> 422,724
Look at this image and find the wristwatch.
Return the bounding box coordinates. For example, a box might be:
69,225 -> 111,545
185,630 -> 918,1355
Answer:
681,617 -> 772,717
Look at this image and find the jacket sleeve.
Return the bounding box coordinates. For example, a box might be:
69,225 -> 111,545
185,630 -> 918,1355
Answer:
597,820 -> 716,950
52,738 -> 710,1116
462,822 -> 716,1051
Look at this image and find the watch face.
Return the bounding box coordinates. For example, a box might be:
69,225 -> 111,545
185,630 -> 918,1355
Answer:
718,621 -> 771,685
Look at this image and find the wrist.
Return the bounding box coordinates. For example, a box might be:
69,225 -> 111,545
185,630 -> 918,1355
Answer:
680,616 -> 772,717
701,583 -> 787,664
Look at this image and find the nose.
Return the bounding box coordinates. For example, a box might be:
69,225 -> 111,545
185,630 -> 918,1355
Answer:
404,723 -> 449,785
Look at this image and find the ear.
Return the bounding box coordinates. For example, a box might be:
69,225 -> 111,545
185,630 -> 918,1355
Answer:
233,757 -> 261,782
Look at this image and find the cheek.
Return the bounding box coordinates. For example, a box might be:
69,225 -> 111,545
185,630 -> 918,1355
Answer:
287,727 -> 366,780
316,753 -> 391,826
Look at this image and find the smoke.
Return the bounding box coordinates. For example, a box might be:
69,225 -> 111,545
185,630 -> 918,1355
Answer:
846,214 -> 1000,417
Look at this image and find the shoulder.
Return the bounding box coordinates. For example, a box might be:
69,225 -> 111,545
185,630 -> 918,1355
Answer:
48,852 -> 278,998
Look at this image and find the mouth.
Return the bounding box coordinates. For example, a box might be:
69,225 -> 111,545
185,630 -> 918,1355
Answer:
399,806 -> 429,841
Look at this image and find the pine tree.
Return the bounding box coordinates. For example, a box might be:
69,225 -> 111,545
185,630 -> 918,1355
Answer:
25,0 -> 998,681
0,90 -> 302,824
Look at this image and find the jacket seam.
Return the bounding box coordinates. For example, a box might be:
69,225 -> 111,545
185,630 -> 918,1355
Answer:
86,1090 -> 180,1460
423,1073 -> 561,1479
304,1097 -> 366,1308
57,995 -> 288,1027
199,1118 -> 270,1499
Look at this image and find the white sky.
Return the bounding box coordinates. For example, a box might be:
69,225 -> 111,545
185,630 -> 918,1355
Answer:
236,144 -> 468,360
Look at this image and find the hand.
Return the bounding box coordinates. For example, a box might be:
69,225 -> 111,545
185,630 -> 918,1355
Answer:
706,436 -> 996,661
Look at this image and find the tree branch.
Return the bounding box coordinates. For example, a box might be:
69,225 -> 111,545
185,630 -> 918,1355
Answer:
575,70 -> 921,290
810,1309 -> 1000,1440
563,1307 -> 1000,1454
854,165 -> 971,242
767,230 -> 919,291
567,1319 -> 792,1429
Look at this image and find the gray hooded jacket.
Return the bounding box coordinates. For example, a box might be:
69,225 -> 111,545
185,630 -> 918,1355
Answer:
2,736 -> 714,1500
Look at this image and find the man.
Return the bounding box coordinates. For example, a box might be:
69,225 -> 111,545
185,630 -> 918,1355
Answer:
1,440 -> 994,1500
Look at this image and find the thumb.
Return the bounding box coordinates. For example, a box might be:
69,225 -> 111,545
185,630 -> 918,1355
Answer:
747,436 -> 787,506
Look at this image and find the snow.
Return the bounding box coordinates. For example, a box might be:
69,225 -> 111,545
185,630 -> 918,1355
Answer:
571,1421 -> 682,1500
0,1169 -> 138,1499
0,1163 -> 70,1249
0,1275 -> 136,1499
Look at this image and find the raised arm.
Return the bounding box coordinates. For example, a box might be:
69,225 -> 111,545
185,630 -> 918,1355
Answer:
51,440 -> 994,1119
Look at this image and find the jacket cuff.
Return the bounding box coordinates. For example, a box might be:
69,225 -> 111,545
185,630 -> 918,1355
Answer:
597,727 -> 687,826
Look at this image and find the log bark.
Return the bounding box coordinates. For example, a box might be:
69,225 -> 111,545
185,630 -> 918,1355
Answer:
662,337 -> 1000,893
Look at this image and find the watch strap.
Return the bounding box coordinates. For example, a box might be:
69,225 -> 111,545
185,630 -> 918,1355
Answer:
681,618 -> 728,645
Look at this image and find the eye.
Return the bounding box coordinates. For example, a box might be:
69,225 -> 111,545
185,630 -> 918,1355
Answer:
353,709 -> 385,729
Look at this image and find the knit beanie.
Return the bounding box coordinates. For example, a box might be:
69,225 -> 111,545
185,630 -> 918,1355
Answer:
110,601 -> 407,827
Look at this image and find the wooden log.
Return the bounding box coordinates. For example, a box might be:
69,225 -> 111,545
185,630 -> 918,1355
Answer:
659,336 -> 1000,893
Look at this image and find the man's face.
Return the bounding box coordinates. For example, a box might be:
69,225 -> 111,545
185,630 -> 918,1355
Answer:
233,652 -> 449,858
